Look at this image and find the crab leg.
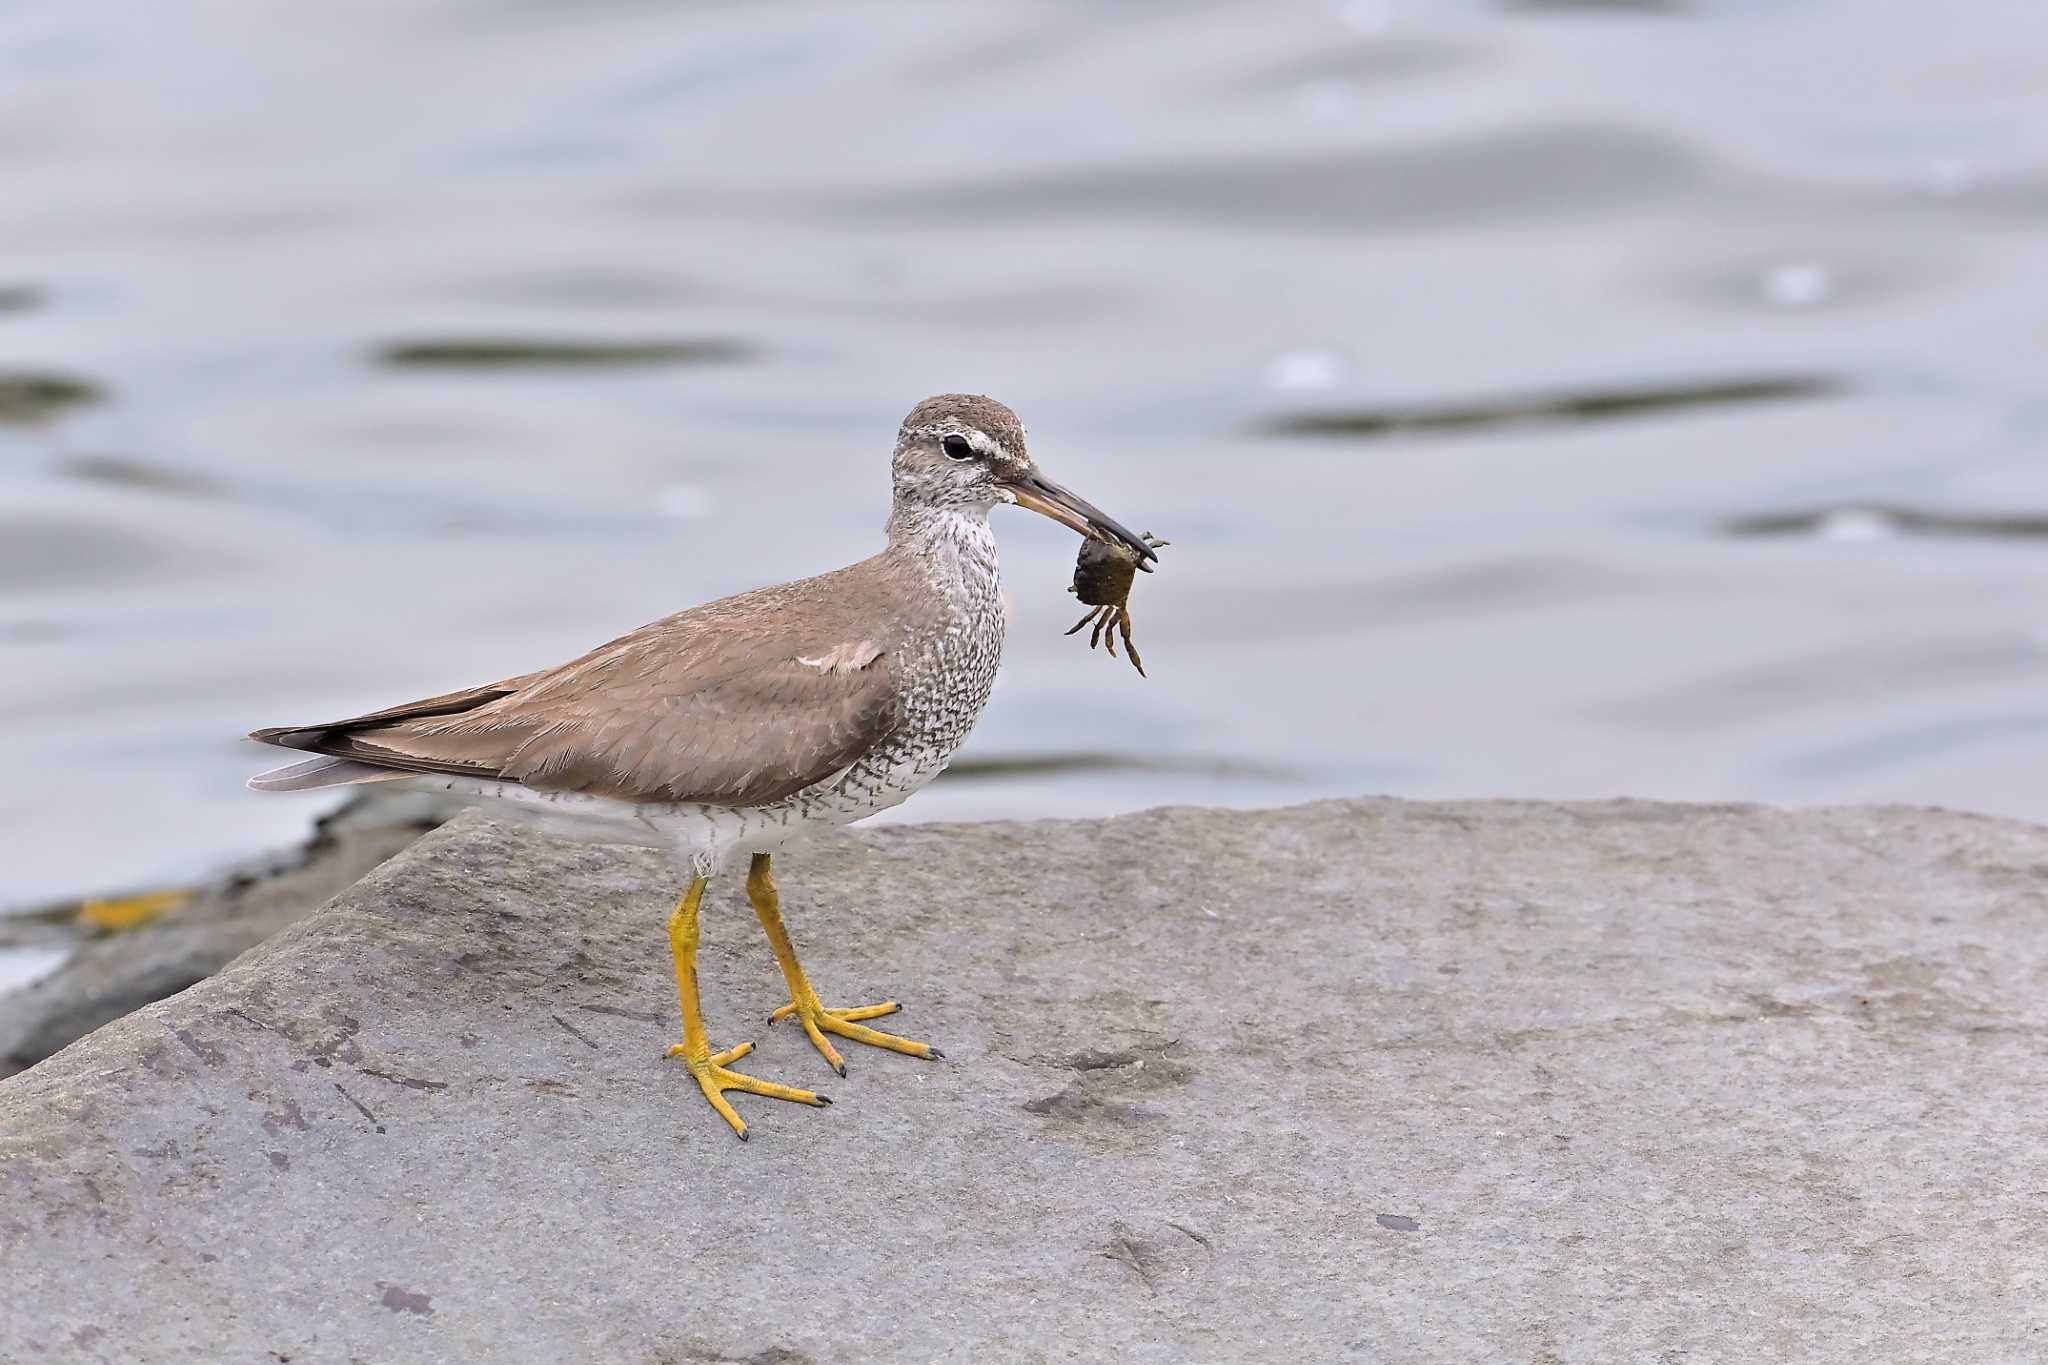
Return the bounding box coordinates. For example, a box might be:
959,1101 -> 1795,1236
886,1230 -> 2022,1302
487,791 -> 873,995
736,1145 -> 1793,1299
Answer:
1118,614 -> 1146,677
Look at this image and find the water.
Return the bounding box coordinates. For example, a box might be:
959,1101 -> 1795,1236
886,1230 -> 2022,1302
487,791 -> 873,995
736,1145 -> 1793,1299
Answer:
5,1 -> 2048,944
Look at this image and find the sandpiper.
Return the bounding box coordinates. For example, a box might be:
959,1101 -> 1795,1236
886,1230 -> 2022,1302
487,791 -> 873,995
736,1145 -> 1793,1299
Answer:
247,394 -> 1157,1139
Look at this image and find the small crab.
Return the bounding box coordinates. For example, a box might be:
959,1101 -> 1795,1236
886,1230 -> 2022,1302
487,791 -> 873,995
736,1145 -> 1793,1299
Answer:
1065,532 -> 1168,676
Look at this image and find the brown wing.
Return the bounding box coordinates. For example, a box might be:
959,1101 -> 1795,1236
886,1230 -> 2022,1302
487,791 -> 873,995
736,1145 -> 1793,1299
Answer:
249,676 -> 540,746
249,566 -> 904,807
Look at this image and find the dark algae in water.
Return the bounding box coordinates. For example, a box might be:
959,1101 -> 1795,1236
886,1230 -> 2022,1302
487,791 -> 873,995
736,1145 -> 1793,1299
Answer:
0,371 -> 102,424
374,336 -> 751,370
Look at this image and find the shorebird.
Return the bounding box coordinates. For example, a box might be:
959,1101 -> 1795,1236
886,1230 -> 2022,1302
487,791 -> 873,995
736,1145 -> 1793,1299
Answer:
247,394 -> 1157,1139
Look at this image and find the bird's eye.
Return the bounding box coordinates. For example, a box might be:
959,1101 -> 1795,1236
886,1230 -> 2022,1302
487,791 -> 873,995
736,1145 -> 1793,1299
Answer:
942,434 -> 974,461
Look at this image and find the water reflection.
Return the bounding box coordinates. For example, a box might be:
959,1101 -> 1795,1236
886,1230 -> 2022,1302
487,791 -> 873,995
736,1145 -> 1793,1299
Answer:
58,454 -> 224,498
1504,0 -> 1686,12
2,0 -> 2047,919
941,751 -> 1298,784
375,337 -> 752,369
1263,375 -> 1838,440
1725,504 -> 2048,542
854,125 -> 1692,230
0,372 -> 100,424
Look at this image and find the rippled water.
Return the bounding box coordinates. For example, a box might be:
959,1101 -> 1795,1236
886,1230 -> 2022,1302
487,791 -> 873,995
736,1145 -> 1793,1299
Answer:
6,1 -> 2048,935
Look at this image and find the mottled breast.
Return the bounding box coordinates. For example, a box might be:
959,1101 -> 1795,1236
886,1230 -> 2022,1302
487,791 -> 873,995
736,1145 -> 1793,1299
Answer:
792,512 -> 1005,825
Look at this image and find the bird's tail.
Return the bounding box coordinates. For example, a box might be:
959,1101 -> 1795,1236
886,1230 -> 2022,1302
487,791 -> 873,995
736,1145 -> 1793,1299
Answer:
247,755 -> 409,793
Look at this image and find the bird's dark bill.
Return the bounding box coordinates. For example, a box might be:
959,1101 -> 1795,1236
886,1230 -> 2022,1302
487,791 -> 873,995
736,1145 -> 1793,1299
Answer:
1007,472 -> 1157,564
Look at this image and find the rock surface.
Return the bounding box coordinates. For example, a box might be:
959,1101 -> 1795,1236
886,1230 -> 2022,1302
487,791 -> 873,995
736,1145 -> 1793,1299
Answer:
3,798 -> 2045,1362
0,791 -> 456,1076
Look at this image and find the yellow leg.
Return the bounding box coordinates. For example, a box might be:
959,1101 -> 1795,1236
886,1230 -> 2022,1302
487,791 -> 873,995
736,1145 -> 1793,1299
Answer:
747,853 -> 941,1076
663,874 -> 830,1140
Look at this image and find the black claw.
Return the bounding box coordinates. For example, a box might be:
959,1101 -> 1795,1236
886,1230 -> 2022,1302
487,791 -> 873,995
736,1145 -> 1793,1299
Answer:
927,1047 -> 946,1061
816,1094 -> 834,1106
834,1062 -> 848,1078
736,1128 -> 749,1143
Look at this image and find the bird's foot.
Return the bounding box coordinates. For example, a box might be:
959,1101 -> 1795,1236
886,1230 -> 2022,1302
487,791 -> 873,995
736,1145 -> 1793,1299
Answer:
662,1039 -> 829,1140
767,996 -> 941,1076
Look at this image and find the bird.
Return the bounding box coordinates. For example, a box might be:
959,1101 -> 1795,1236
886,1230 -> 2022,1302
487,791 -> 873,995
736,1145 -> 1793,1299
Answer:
246,394 -> 1158,1139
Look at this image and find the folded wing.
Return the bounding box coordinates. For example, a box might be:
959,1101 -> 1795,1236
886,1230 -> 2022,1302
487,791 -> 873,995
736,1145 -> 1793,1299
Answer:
249,576 -> 902,808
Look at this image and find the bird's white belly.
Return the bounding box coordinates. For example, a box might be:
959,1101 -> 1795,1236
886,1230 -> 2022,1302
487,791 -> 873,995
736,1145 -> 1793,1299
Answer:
411,741 -> 951,875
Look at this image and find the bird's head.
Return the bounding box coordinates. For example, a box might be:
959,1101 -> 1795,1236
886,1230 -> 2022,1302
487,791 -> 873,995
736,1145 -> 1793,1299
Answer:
891,393 -> 1156,563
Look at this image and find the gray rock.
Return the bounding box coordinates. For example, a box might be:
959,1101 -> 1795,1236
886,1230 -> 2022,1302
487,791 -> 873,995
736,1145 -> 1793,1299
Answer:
0,791 -> 456,1076
2,798 -> 2045,1362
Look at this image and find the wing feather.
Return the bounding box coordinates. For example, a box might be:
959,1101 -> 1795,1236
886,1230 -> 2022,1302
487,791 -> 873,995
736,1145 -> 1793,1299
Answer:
247,563 -> 905,807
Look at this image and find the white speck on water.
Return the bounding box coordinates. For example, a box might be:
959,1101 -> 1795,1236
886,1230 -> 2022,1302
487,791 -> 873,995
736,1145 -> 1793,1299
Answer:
1762,262 -> 1833,309
1296,79 -> 1360,122
1262,348 -> 1344,392
0,945 -> 72,994
1337,0 -> 1392,35
657,483 -> 712,520
1818,507 -> 1895,542
1917,158 -> 1977,199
